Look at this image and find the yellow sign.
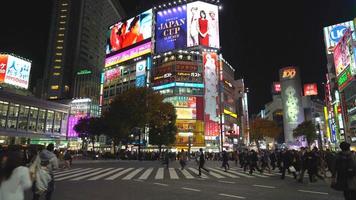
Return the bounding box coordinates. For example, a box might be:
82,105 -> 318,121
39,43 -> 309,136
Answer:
224,109 -> 237,118
282,68 -> 296,79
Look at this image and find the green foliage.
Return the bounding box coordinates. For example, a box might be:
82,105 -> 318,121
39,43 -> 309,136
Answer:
250,118 -> 281,142
293,120 -> 317,146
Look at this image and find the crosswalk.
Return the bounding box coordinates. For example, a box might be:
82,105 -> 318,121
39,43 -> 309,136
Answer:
53,166 -> 292,182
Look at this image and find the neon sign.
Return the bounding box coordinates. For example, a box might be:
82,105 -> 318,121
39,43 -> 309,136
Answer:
282,68 -> 296,79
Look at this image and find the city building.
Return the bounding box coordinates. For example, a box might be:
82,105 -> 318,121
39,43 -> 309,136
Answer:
41,0 -> 125,104
0,90 -> 70,147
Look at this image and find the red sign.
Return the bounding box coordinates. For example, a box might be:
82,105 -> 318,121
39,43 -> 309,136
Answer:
273,82 -> 281,93
304,83 -> 318,96
0,54 -> 8,82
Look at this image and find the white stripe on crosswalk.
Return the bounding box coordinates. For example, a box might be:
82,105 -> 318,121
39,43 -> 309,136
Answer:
54,168 -> 93,178
139,168 -> 154,180
56,168 -> 102,181
105,168 -> 134,180
219,168 -> 253,178
70,168 -> 114,181
180,169 -> 194,179
188,168 -> 208,178
54,168 -> 83,175
122,168 -> 144,180
207,168 -> 239,178
169,168 -> 179,179
155,168 -> 164,179
233,168 -> 273,178
88,168 -> 123,180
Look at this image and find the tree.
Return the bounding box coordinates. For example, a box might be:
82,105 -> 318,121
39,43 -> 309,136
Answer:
148,102 -> 177,153
250,118 -> 281,148
74,117 -> 106,150
293,120 -> 317,146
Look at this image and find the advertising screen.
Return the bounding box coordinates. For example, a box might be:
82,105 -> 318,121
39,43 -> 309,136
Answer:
187,1 -> 220,48
304,83 -> 318,96
0,55 -> 31,89
0,54 -> 8,82
105,41 -> 151,68
334,28 -> 353,77
104,67 -> 121,85
106,9 -> 152,55
135,60 -> 146,77
176,107 -> 196,120
272,82 -> 281,94
323,20 -> 355,54
203,52 -> 220,137
164,96 -> 196,108
155,5 -> 187,54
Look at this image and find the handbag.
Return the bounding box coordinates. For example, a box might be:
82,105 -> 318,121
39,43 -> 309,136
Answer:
288,166 -> 296,173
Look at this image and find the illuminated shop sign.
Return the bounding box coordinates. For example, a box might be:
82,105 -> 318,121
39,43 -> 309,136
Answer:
153,73 -> 173,81
77,69 -> 92,75
164,96 -> 196,108
338,67 -> 353,91
272,82 -> 281,93
303,83 -> 318,96
281,67 -> 296,79
224,80 -> 233,88
176,107 -> 196,119
323,20 -> 355,54
177,72 -> 201,77
224,109 -> 237,118
175,64 -> 198,72
0,54 -> 31,89
105,42 -> 151,68
152,82 -> 204,90
333,28 -> 353,77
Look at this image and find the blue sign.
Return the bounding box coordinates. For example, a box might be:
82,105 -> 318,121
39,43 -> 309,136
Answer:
152,82 -> 204,90
330,25 -> 347,43
155,6 -> 187,54
135,75 -> 146,87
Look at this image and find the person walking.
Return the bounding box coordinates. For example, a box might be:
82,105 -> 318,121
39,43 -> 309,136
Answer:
0,150 -> 33,200
222,150 -> 230,172
63,150 -> 72,169
198,148 -> 209,176
33,143 -> 59,200
179,149 -> 187,170
331,142 -> 356,200
163,150 -> 169,169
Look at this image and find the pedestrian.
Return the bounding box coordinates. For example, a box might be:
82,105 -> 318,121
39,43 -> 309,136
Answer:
179,149 -> 187,170
269,150 -> 277,170
198,148 -> 209,176
63,150 -> 72,169
281,149 -> 296,179
0,150 -> 33,200
164,150 -> 169,169
222,150 -> 230,172
331,142 -> 356,200
32,143 -> 59,200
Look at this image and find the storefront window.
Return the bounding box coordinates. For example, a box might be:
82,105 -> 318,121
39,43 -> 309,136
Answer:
0,101 -> 9,117
37,109 -> 46,132
29,107 -> 38,131
7,104 -> 19,129
53,112 -> 62,133
46,111 -> 54,132
18,105 -> 30,130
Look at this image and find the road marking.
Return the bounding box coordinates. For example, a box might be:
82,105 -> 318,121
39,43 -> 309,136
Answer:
208,168 -> 239,178
233,168 -> 269,178
219,193 -> 246,199
88,168 -> 123,180
56,168 -> 102,181
180,169 -> 194,179
253,184 -> 276,189
188,168 -> 208,178
105,168 -> 134,180
218,168 -> 253,178
218,180 -> 235,184
169,168 -> 179,179
153,182 -> 168,187
155,168 -> 164,179
54,168 -> 92,178
139,168 -> 153,180
298,190 -> 328,195
182,187 -> 201,192
122,168 -> 144,180
71,168 -> 114,181
54,168 -> 82,175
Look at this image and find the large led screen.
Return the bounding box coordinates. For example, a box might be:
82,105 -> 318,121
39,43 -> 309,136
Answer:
333,28 -> 353,77
187,1 -> 220,48
323,20 -> 355,54
203,52 -> 219,137
0,54 -> 31,89
106,9 -> 152,55
156,5 -> 187,54
104,67 -> 121,85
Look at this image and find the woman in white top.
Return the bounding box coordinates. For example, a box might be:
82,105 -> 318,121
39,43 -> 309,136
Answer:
0,150 -> 33,200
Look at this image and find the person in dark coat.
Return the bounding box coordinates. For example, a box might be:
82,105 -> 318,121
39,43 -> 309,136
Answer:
222,150 -> 230,172
198,148 -> 209,176
332,142 -> 356,200
281,149 -> 297,179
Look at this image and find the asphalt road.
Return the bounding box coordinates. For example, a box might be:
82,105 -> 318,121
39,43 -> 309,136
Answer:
26,160 -> 344,200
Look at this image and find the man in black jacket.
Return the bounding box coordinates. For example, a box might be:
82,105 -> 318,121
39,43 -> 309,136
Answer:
198,148 -> 209,176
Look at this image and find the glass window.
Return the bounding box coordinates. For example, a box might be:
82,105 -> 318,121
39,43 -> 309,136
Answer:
53,112 -> 62,133
46,111 -> 54,132
37,109 -> 46,132
18,105 -> 29,130
7,104 -> 19,129
0,101 -> 9,116
29,107 -> 38,131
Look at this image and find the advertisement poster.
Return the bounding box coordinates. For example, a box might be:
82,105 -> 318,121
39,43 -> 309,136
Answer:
135,75 -> 146,87
176,107 -> 196,120
164,96 -> 196,108
104,67 -> 121,85
106,9 -> 152,55
4,55 -> 31,89
187,1 -> 220,48
203,52 -> 219,136
0,54 -> 8,82
303,83 -> 318,96
135,60 -> 146,77
155,5 -> 187,54
333,28 -> 352,77
323,20 -> 355,54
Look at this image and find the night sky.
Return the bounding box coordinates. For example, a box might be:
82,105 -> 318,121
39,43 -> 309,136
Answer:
0,0 -> 355,114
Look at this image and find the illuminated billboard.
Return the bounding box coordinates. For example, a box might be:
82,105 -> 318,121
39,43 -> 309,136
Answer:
176,107 -> 196,119
155,1 -> 220,54
187,1 -> 220,48
135,60 -> 147,87
105,41 -> 151,68
272,82 -> 281,94
0,54 -> 31,89
164,96 -> 196,108
203,52 -> 220,137
323,20 -> 355,54
155,5 -> 187,54
333,28 -> 353,77
106,9 -> 152,55
303,83 -> 318,96
104,67 -> 121,85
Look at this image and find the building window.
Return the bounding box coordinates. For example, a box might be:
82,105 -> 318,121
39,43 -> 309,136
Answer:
28,107 -> 38,131
51,85 -> 59,90
57,40 -> 64,43
58,34 -> 64,37
61,9 -> 67,12
49,96 -> 58,100
0,101 -> 9,117
59,21 -> 66,24
61,3 -> 68,6
54,59 -> 62,63
53,73 -> 60,76
64,85 -> 69,92
53,112 -> 62,133
60,15 -> 67,18
18,105 -> 29,130
37,109 -> 46,132
53,65 -> 61,69
46,111 -> 54,133
7,104 -> 19,129
56,46 -> 63,49
55,53 -> 62,56
59,28 -> 65,30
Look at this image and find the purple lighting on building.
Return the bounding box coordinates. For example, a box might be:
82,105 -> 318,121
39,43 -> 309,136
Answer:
67,115 -> 79,138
